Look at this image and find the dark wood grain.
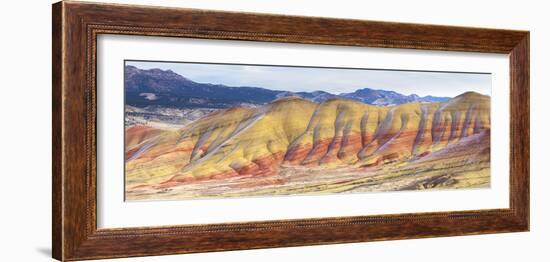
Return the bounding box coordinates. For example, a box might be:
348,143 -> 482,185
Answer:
52,2 -> 63,260
52,1 -> 530,261
509,34 -> 530,226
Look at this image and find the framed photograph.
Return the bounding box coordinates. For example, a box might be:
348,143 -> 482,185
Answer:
52,1 -> 529,261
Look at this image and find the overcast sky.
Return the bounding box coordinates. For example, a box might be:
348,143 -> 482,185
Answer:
126,60 -> 491,97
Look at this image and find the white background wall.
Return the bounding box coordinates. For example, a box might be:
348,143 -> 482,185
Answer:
0,0 -> 546,261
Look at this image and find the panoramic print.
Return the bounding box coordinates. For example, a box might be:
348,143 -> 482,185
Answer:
124,61 -> 491,201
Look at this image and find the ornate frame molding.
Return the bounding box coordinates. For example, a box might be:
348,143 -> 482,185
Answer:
53,1 -> 529,261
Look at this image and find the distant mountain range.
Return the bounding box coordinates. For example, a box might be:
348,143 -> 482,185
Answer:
125,65 -> 451,108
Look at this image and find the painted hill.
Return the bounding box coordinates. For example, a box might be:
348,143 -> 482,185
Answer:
124,66 -> 450,108
125,92 -> 490,194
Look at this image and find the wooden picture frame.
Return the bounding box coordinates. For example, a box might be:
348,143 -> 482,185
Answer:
52,1 -> 529,261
